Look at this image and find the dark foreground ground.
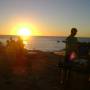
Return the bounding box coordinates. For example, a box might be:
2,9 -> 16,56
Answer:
0,51 -> 90,90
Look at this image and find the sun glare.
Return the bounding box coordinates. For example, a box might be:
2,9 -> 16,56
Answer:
18,27 -> 31,36
17,27 -> 32,40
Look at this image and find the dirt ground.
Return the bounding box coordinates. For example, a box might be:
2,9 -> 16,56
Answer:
0,51 -> 90,90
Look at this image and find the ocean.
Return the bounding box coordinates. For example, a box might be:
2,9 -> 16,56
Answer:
0,35 -> 90,52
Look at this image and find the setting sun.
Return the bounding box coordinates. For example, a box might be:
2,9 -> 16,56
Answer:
17,27 -> 32,41
17,27 -> 31,37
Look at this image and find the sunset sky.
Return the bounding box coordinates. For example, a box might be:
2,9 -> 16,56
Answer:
0,0 -> 90,37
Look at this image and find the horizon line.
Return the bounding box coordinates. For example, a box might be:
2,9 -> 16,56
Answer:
0,34 -> 90,38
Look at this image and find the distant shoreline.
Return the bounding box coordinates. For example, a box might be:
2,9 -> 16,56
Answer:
0,35 -> 90,38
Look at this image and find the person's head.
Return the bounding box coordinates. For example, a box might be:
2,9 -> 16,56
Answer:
71,28 -> 77,36
10,37 -> 13,41
6,40 -> 9,44
0,41 -> 2,45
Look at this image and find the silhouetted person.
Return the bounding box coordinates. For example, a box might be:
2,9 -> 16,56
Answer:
0,41 -> 5,55
16,36 -> 24,50
6,40 -> 10,47
0,41 -> 8,76
64,28 -> 79,82
6,37 -> 16,55
9,37 -> 14,44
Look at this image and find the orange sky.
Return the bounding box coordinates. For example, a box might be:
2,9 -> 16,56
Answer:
0,0 -> 90,37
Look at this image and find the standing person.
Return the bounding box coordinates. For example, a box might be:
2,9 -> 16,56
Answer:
0,41 -> 7,75
64,28 -> 79,82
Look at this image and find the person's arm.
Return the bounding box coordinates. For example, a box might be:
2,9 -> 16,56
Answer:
62,40 -> 66,43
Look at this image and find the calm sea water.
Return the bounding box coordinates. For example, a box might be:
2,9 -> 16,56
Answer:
0,35 -> 90,51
